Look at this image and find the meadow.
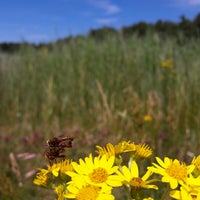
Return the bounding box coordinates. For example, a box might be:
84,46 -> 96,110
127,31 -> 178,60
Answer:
0,32 -> 200,199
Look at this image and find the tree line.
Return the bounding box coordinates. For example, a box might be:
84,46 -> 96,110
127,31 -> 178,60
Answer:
88,13 -> 200,40
1,13 -> 200,53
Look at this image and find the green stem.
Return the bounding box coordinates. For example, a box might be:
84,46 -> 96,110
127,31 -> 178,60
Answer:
123,185 -> 132,200
161,184 -> 170,200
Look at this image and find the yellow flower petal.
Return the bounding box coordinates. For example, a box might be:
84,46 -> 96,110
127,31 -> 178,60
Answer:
131,161 -> 139,177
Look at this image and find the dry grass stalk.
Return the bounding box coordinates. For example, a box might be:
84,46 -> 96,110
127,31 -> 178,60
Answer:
96,79 -> 112,121
9,152 -> 23,187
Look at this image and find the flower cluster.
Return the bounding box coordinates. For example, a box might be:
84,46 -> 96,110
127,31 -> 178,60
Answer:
147,155 -> 200,200
33,141 -> 200,200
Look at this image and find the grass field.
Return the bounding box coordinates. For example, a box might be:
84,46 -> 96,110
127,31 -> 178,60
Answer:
0,32 -> 200,199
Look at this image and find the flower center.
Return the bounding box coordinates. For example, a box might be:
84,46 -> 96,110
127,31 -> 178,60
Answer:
166,161 -> 187,180
191,194 -> 197,200
89,167 -> 108,183
130,177 -> 143,190
76,185 -> 100,200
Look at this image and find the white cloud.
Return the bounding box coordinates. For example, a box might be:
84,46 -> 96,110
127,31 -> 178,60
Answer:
173,0 -> 200,6
187,0 -> 200,5
88,0 -> 121,14
96,17 -> 117,25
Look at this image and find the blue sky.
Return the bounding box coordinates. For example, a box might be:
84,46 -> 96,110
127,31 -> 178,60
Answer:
1,0 -> 200,43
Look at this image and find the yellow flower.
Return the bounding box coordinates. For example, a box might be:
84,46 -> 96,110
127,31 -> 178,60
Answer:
48,165 -> 60,177
135,143 -> 152,159
160,59 -> 172,68
34,159 -> 73,189
65,181 -> 114,200
96,141 -> 136,158
170,185 -> 200,200
33,168 -> 49,186
115,141 -> 136,154
48,159 -> 73,177
192,155 -> 200,177
170,174 -> 200,199
59,159 -> 74,174
66,154 -> 122,188
96,143 -> 115,158
148,157 -> 195,189
144,115 -> 152,122
54,184 -> 67,200
117,160 -> 158,191
186,174 -> 200,188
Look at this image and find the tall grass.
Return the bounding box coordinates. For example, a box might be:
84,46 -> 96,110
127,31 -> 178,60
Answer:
0,33 -> 200,199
